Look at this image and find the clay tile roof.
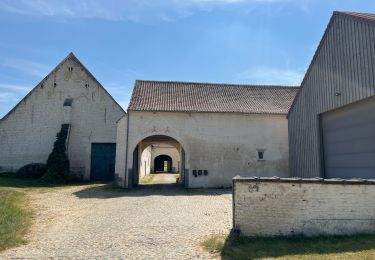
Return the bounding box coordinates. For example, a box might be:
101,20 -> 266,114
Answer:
129,80 -> 299,115
335,11 -> 375,22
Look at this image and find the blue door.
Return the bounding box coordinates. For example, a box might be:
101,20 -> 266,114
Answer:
90,143 -> 116,181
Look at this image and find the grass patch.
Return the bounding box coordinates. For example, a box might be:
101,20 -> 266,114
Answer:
139,174 -> 156,184
0,189 -> 32,252
202,231 -> 375,259
201,233 -> 227,253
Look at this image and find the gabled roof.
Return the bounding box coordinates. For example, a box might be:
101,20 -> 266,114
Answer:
0,52 -> 125,122
288,11 -> 375,116
128,80 -> 299,115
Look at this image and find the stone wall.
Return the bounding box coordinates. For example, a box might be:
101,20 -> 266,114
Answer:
122,111 -> 290,188
233,177 -> 375,237
0,54 -> 125,179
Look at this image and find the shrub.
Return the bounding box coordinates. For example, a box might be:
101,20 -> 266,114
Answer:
16,163 -> 46,179
42,125 -> 71,183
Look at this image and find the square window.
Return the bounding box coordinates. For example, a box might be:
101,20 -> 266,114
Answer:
257,149 -> 265,160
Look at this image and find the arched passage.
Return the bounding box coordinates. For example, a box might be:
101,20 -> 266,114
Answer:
154,155 -> 172,172
131,135 -> 186,187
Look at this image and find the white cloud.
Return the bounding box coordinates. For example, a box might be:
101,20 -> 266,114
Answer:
0,92 -> 19,103
0,0 -> 308,22
238,66 -> 304,85
0,58 -> 51,78
0,83 -> 32,93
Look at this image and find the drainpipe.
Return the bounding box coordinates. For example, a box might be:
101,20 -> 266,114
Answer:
124,110 -> 130,188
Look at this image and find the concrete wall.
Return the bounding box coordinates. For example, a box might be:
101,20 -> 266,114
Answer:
121,111 -> 289,188
288,13 -> 375,178
233,177 -> 375,237
0,55 -> 125,179
151,144 -> 180,172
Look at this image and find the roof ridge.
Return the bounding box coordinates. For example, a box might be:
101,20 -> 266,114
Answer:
136,79 -> 299,89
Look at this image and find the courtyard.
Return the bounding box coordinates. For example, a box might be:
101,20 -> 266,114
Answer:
0,181 -> 232,259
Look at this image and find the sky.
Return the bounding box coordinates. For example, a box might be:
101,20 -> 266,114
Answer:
0,0 -> 374,117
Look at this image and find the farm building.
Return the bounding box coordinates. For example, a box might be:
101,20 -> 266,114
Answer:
115,80 -> 298,188
288,11 -> 375,179
0,53 -> 125,180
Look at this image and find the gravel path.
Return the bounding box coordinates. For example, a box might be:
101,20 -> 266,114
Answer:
1,185 -> 232,259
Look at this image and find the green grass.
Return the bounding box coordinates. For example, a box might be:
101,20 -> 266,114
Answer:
0,188 -> 32,252
202,232 -> 375,259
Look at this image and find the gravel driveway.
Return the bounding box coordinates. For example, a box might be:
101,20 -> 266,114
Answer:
1,184 -> 232,259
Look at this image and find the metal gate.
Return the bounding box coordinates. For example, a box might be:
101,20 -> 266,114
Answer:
90,143 -> 116,181
321,97 -> 375,179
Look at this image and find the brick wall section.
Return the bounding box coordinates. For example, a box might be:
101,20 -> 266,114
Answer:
233,177 -> 375,237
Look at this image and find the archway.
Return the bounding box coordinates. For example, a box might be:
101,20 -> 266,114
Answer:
154,155 -> 172,172
131,135 -> 186,187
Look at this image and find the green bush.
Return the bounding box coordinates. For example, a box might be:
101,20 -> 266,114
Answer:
42,125 -> 71,183
16,163 -> 46,179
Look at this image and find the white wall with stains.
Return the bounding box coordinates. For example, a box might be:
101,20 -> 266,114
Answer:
0,55 -> 125,179
119,111 -> 289,188
233,177 -> 375,237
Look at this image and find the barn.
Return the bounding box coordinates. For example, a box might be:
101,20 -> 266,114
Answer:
0,53 -> 125,180
288,11 -> 375,179
115,80 -> 298,188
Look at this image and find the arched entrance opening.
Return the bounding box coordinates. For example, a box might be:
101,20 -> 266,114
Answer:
154,155 -> 172,172
131,135 -> 186,187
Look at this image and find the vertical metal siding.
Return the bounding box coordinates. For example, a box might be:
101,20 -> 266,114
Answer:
289,14 -> 375,178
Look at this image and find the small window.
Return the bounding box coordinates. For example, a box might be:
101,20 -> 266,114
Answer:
63,98 -> 73,107
257,149 -> 265,160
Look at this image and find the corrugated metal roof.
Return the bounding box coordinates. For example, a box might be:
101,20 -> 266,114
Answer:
129,80 -> 299,115
336,11 -> 375,22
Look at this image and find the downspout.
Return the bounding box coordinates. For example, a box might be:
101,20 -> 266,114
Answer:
124,110 -> 130,188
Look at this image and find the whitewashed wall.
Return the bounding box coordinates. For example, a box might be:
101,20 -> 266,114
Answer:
151,144 -> 180,172
0,55 -> 125,179
115,116 -> 127,184
122,111 -> 289,188
139,146 -> 151,178
233,177 -> 375,237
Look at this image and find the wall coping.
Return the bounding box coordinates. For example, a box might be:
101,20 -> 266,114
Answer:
232,176 -> 375,185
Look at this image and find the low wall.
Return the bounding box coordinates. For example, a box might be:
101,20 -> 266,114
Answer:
233,177 -> 375,237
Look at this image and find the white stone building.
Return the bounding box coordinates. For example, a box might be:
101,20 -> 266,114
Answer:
115,80 -> 298,188
0,53 -> 125,180
0,54 -> 298,188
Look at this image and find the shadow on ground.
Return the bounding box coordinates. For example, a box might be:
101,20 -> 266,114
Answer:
73,183 -> 232,199
215,229 -> 375,259
0,173 -> 100,189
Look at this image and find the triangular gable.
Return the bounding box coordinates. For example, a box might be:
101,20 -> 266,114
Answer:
0,52 -> 126,122
287,11 -> 375,117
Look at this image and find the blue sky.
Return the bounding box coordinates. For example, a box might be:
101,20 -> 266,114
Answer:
0,0 -> 374,117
